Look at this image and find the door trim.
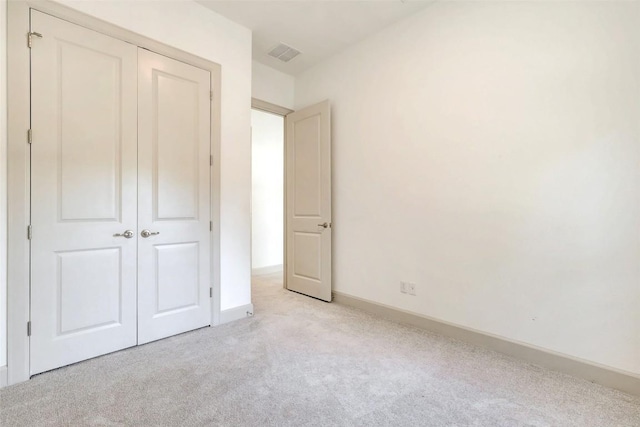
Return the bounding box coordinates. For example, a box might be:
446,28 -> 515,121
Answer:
251,98 -> 293,116
7,0 -> 222,385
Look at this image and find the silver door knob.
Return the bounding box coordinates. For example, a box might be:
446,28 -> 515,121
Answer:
318,222 -> 329,229
140,229 -> 160,238
114,230 -> 134,239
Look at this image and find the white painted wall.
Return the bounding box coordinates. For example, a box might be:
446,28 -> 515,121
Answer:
0,0 -> 253,368
295,1 -> 640,374
252,60 -> 294,109
1,0 -> 8,368
251,109 -> 284,272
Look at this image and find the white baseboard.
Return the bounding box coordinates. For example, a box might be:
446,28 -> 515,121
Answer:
252,264 -> 283,276
219,303 -> 254,325
333,290 -> 640,397
0,365 -> 7,388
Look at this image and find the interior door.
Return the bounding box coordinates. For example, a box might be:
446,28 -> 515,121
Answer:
285,101 -> 332,301
30,10 -> 138,374
137,49 -> 212,344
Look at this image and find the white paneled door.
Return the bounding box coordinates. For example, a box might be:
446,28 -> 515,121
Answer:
285,101 -> 332,301
30,10 -> 139,375
30,11 -> 212,374
137,49 -> 212,344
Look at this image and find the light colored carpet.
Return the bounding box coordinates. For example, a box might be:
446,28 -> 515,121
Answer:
1,273 -> 639,426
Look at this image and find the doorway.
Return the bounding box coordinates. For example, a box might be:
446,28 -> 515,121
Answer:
251,99 -> 332,302
251,109 -> 285,276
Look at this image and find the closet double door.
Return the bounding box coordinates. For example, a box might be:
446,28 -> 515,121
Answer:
29,11 -> 212,375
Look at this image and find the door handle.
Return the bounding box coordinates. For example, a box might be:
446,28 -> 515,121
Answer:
140,229 -> 160,238
317,222 -> 330,229
113,230 -> 134,239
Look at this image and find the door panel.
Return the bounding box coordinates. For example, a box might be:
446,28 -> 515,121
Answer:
293,232 -> 321,280
285,101 -> 332,301
137,49 -> 212,345
155,242 -> 200,314
292,115 -> 322,216
57,248 -> 122,335
155,72 -> 200,220
58,42 -> 122,221
30,10 -> 138,375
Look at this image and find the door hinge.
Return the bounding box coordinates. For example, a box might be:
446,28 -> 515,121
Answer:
27,225 -> 32,240
27,321 -> 31,337
210,91 -> 213,101
210,155 -> 213,166
209,288 -> 213,298
27,129 -> 32,144
209,221 -> 212,231
28,32 -> 43,48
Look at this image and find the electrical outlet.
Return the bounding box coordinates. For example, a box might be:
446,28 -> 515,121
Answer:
407,282 -> 416,296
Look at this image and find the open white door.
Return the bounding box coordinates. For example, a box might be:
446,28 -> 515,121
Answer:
285,101 -> 332,301
30,10 -> 138,374
137,49 -> 212,344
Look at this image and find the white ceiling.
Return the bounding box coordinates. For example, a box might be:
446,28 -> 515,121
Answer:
196,1 -> 433,76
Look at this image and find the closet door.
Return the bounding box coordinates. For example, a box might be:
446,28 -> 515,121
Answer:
137,49 -> 212,344
30,10 -> 138,375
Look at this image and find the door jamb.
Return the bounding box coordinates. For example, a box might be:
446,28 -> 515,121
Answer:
7,0 -> 222,385
252,98 -> 293,117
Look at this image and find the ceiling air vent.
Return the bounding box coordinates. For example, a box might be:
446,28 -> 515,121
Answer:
268,43 -> 301,62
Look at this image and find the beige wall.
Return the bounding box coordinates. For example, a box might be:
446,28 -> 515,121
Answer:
1,0 -> 7,368
252,61 -> 295,109
295,1 -> 640,374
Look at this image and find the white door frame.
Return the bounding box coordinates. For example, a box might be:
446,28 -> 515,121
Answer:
250,99 -> 293,289
6,0 -> 222,385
